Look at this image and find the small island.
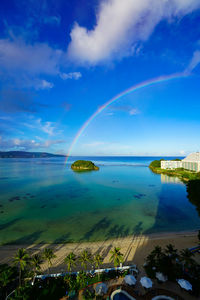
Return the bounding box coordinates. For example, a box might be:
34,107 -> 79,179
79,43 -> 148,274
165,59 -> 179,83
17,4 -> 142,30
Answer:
71,160 -> 99,171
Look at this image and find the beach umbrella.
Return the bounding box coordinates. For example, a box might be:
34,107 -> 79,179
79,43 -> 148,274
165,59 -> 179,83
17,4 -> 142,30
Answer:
95,283 -> 108,295
156,272 -> 168,282
124,275 -> 136,285
140,276 -> 153,288
177,279 -> 192,291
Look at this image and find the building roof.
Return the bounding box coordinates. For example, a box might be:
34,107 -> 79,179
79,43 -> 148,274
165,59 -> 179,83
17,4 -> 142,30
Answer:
182,152 -> 200,162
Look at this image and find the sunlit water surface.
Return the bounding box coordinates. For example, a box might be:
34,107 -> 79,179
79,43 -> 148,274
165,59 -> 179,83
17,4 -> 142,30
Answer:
0,156 -> 199,244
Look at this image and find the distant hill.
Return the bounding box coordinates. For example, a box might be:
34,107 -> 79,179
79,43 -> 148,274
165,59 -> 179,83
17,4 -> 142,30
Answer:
0,151 -> 66,158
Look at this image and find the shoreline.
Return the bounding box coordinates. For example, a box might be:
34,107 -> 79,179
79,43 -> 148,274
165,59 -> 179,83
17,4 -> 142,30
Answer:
1,230 -> 199,273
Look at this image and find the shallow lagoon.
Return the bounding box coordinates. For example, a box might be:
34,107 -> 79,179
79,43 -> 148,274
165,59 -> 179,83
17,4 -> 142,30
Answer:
0,156 -> 200,244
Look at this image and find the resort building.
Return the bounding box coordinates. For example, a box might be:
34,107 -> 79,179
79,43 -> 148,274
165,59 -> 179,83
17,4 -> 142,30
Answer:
161,152 -> 200,172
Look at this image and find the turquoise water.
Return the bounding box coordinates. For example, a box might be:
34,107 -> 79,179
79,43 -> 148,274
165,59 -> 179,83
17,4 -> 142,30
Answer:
0,156 -> 200,244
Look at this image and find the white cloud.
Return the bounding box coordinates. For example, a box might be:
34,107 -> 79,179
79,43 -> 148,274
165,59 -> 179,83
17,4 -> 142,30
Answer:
36,79 -> 54,90
0,38 -> 62,75
60,72 -> 82,80
67,0 -> 200,65
0,136 -> 65,151
23,118 -> 61,136
129,108 -> 139,116
185,50 -> 200,73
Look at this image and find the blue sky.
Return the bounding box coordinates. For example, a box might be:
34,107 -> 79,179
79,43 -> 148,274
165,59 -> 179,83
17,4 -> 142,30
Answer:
0,0 -> 200,156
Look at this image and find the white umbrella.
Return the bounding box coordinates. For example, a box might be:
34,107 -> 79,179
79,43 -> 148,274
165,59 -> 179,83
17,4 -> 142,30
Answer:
177,279 -> 192,291
156,272 -> 168,282
124,275 -> 136,285
95,283 -> 108,295
140,276 -> 153,288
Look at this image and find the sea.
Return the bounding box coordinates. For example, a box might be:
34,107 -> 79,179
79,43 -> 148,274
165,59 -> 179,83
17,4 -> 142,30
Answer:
0,156 -> 199,244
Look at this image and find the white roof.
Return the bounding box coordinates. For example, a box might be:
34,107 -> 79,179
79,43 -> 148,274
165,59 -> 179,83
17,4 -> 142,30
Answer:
182,152 -> 200,162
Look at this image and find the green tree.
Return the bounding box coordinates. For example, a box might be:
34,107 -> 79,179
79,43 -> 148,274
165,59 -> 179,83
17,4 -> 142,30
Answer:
0,267 -> 13,297
151,246 -> 163,260
109,247 -> 124,268
165,244 -> 178,259
180,248 -> 195,269
64,252 -> 76,273
14,248 -> 29,286
64,274 -> 76,291
93,254 -> 103,279
31,254 -> 43,277
79,250 -> 91,270
76,271 -> 87,288
43,248 -> 56,274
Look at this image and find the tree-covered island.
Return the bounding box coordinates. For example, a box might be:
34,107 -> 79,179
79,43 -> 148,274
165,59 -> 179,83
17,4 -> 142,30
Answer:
71,160 -> 99,171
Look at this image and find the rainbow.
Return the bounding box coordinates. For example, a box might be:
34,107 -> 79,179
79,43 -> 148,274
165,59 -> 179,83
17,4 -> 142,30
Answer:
65,72 -> 187,163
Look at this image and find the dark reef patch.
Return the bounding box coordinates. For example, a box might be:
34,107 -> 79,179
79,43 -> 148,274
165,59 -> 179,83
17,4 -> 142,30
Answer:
133,193 -> 146,199
8,196 -> 20,202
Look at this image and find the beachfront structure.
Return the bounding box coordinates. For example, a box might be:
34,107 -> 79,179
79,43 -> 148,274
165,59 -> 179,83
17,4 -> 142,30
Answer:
161,152 -> 200,172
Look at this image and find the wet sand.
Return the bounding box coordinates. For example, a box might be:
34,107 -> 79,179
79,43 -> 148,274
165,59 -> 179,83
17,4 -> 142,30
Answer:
0,230 -> 199,273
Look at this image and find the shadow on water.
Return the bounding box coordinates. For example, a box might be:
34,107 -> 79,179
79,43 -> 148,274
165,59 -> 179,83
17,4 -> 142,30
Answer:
106,225 -> 130,239
186,180 -> 200,217
81,217 -> 111,241
144,178 -> 200,235
3,230 -> 44,245
133,221 -> 143,235
0,218 -> 21,231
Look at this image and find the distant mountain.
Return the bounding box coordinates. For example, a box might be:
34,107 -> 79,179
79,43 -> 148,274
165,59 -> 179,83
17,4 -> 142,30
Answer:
0,151 -> 66,158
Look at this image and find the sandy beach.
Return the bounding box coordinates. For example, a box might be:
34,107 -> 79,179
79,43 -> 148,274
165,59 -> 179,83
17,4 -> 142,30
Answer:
0,230 -> 199,273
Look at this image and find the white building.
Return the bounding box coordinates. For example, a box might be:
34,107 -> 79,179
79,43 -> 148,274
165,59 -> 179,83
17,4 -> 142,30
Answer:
161,152 -> 200,172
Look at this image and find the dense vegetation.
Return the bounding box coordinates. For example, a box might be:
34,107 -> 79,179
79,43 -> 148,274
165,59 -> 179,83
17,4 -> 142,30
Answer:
144,243 -> 200,296
149,159 -> 200,182
0,151 -> 65,158
71,160 -> 99,171
0,246 -> 124,299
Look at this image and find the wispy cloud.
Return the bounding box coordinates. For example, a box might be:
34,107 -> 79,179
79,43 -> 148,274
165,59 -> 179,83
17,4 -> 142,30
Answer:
36,80 -> 54,90
67,0 -> 200,65
62,101 -> 71,111
23,118 -> 60,136
0,136 -> 65,151
60,72 -> 82,80
0,90 -> 37,113
108,105 -> 140,116
185,50 -> 200,74
44,15 -> 61,25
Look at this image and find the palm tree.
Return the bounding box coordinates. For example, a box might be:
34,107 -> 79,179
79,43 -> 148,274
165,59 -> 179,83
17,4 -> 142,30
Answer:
43,248 -> 56,274
109,247 -> 124,268
79,250 -> 91,270
31,254 -> 43,277
165,244 -> 178,259
151,246 -> 163,260
64,274 -> 76,291
77,270 -> 87,288
64,252 -> 76,273
14,248 -> 29,286
93,253 -> 103,279
0,268 -> 13,297
180,248 -> 195,269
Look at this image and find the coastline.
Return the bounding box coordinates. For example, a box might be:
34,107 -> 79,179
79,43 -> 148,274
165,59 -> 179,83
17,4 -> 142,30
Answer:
1,230 -> 199,273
